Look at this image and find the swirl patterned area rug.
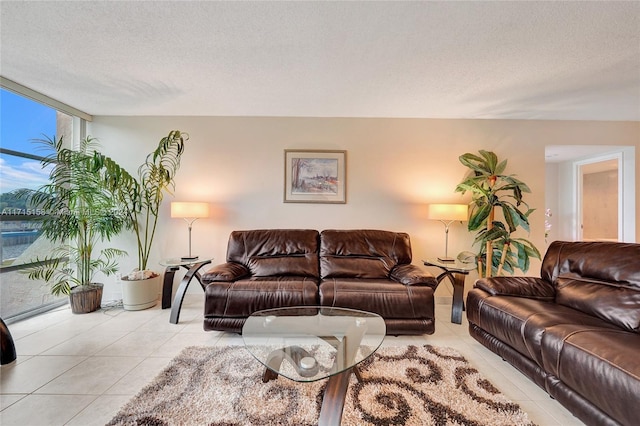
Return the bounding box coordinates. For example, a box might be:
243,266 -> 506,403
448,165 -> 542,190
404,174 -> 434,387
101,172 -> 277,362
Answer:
108,345 -> 534,426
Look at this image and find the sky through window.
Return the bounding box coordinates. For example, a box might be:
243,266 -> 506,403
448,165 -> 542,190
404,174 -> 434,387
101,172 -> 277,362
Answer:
0,89 -> 57,193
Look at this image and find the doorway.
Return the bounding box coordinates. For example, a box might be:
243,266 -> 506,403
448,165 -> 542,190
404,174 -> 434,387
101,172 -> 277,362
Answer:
577,156 -> 620,241
545,145 -> 636,243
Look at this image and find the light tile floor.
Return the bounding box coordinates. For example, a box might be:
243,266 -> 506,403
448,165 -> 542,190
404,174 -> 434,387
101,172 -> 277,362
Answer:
0,295 -> 584,425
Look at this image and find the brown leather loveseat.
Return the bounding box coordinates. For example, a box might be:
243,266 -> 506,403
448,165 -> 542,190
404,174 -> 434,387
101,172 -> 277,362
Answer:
466,241 -> 640,426
202,229 -> 438,335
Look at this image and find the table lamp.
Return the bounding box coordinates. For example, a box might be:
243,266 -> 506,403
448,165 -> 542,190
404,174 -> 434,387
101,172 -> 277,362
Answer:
171,201 -> 210,261
428,203 -> 468,262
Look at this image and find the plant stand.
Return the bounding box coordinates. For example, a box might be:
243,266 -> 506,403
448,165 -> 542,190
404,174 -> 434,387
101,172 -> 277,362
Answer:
122,275 -> 160,311
70,283 -> 104,314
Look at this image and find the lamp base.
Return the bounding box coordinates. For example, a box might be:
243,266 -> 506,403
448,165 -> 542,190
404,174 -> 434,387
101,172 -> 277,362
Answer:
181,255 -> 199,262
437,256 -> 456,263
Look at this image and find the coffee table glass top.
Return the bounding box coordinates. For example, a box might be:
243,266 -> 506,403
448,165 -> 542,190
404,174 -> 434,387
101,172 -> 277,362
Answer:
242,306 -> 386,382
159,256 -> 213,267
423,258 -> 477,273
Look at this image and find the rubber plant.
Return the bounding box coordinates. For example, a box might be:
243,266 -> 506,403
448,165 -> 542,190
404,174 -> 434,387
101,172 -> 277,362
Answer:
455,150 -> 540,277
92,130 -> 189,277
16,136 -> 127,312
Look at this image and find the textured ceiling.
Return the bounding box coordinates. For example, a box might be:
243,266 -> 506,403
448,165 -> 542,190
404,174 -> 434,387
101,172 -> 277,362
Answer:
1,1 -> 639,120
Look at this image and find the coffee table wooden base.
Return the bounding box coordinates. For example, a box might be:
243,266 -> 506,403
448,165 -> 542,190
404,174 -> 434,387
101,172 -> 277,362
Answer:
261,345 -> 360,426
261,345 -> 358,425
264,363 -> 357,426
318,368 -> 355,426
261,346 -> 320,382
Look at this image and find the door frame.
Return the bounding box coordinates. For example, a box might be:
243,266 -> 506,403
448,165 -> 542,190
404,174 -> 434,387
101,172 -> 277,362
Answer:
574,153 -> 622,241
572,147 -> 635,242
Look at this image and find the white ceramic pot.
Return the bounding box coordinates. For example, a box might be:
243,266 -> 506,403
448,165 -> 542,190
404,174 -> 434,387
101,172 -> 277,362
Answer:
122,274 -> 160,311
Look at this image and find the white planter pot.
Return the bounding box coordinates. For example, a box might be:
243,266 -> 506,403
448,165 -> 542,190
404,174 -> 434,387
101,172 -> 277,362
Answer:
122,274 -> 160,311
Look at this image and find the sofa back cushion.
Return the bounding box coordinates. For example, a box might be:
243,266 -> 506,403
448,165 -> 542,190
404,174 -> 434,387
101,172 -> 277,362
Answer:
320,229 -> 412,279
226,229 -> 320,278
541,241 -> 640,332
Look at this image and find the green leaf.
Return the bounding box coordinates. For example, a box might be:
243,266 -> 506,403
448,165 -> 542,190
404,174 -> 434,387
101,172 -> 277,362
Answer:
482,226 -> 509,242
507,177 -> 531,193
459,153 -> 484,168
459,153 -> 491,174
501,204 -> 519,232
514,238 -> 541,259
479,150 -> 498,173
455,181 -> 488,197
468,204 -> 492,230
494,159 -> 507,175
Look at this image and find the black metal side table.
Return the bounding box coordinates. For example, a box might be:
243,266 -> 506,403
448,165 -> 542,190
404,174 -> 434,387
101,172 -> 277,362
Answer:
160,257 -> 212,324
423,259 -> 476,324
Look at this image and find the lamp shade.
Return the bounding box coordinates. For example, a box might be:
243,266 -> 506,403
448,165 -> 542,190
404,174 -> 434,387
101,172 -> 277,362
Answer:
428,204 -> 468,221
170,202 -> 210,219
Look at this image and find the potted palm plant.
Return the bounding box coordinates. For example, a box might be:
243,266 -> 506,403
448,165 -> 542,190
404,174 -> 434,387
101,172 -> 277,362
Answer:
17,136 -> 127,314
93,130 -> 189,310
455,150 -> 541,277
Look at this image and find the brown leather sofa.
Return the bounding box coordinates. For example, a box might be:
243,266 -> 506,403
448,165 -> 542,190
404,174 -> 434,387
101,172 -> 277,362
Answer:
466,240 -> 640,426
202,229 -> 438,335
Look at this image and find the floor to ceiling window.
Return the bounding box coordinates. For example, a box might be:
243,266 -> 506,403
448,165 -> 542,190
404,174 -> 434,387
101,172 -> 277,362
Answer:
0,88 -> 77,321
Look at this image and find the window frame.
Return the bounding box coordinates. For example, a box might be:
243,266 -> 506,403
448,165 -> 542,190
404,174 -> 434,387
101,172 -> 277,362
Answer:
0,80 -> 92,322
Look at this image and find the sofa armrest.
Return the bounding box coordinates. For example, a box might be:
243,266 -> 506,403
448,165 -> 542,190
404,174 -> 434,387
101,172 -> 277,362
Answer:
201,262 -> 250,283
474,277 -> 555,300
390,264 -> 438,289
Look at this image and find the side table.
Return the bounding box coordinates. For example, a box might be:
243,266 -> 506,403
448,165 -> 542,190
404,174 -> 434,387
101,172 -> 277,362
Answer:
159,257 -> 212,324
423,258 -> 476,324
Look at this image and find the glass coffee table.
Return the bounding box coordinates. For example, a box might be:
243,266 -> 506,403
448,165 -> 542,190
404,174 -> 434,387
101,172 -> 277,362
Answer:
242,306 -> 386,425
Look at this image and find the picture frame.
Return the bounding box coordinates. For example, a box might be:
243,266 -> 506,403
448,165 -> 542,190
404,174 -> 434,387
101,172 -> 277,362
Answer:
284,149 -> 347,203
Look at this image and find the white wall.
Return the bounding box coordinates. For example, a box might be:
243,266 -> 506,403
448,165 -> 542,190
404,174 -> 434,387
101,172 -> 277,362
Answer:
88,117 -> 640,302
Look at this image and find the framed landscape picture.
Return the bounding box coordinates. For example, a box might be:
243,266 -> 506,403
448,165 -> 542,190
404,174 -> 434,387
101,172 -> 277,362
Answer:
284,150 -> 347,203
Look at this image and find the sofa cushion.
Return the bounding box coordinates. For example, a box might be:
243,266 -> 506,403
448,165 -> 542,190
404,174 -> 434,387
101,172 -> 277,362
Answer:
320,256 -> 393,279
204,276 -> 319,317
540,326 -> 640,426
320,229 -> 412,279
555,277 -> 640,333
247,254 -> 319,278
542,241 -> 640,332
390,264 -> 438,288
319,278 -> 434,320
226,229 -> 320,278
202,262 -> 250,283
521,308 -> 619,367
466,292 -> 551,361
474,276 -> 555,300
541,241 -> 640,287
466,289 -> 610,365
